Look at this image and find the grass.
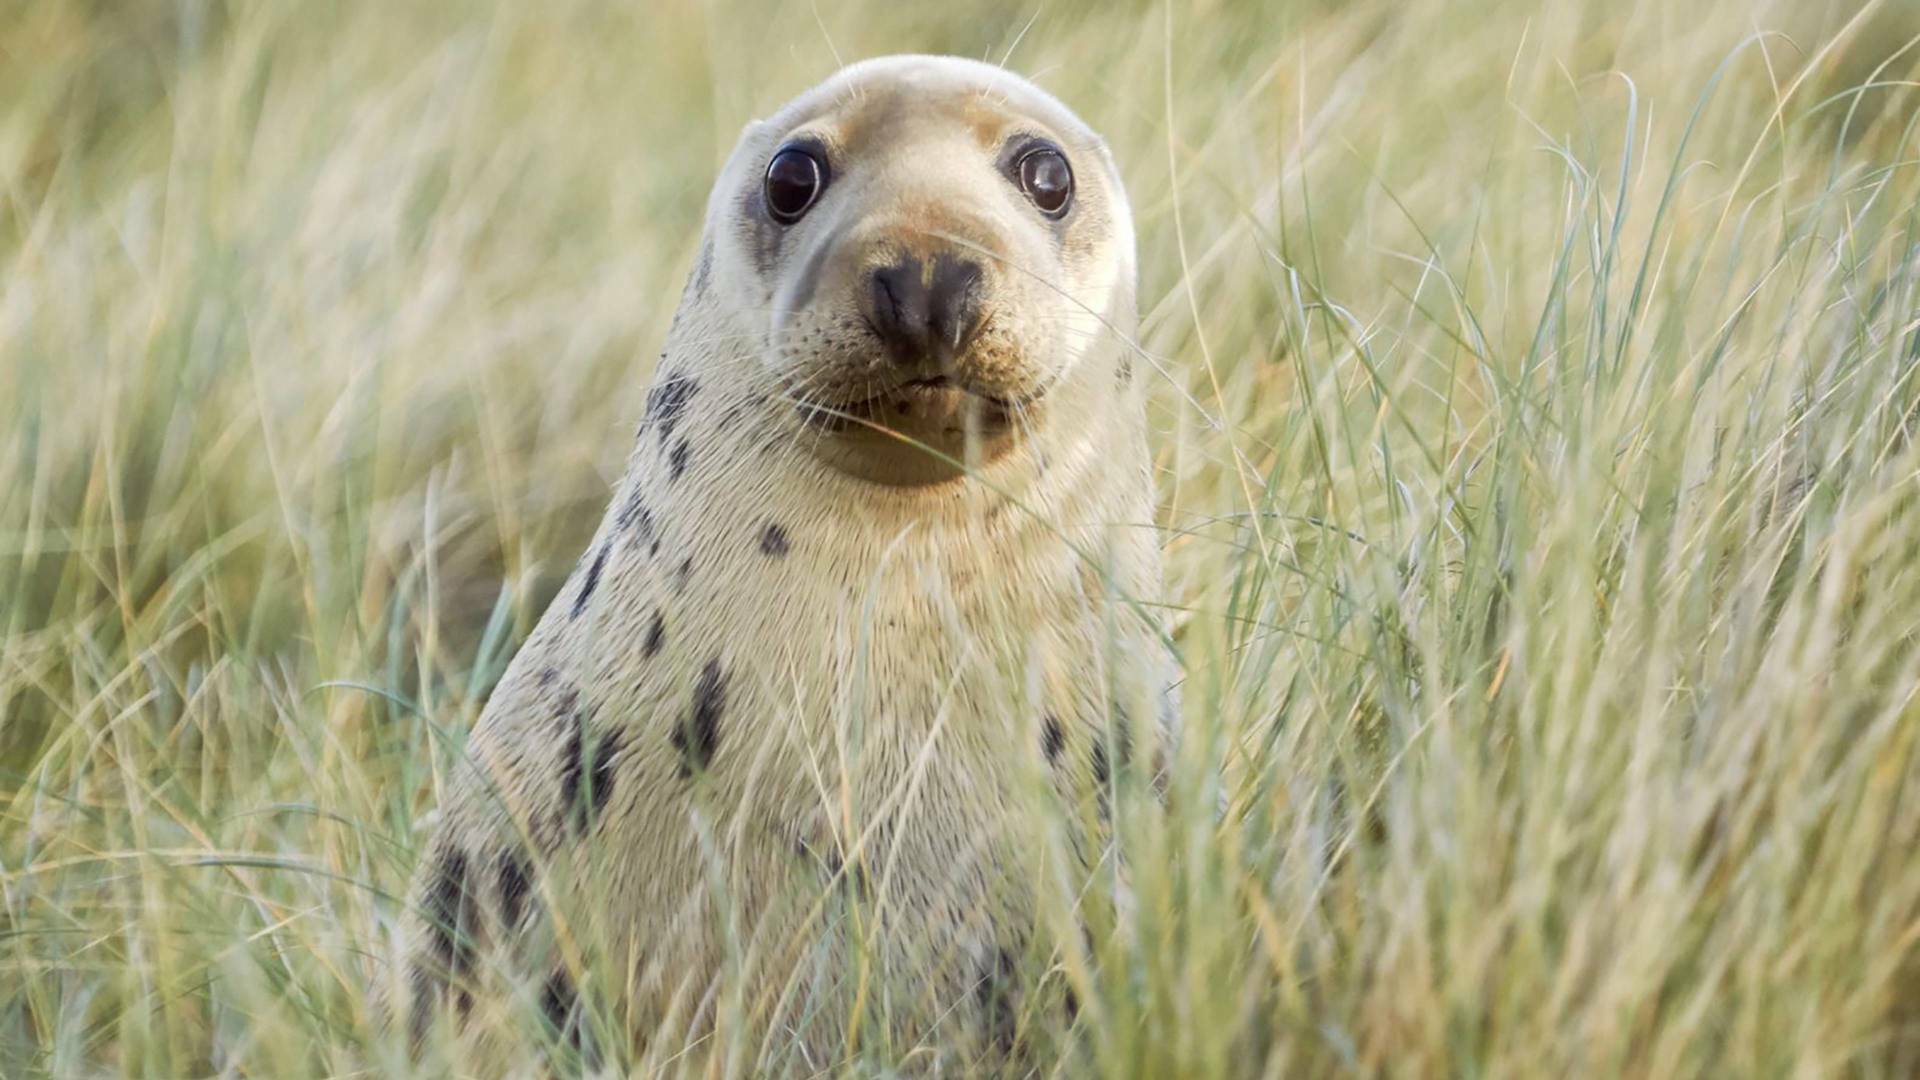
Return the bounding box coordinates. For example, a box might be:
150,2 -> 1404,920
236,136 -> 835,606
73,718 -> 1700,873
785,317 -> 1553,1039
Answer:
3,0 -> 1919,1075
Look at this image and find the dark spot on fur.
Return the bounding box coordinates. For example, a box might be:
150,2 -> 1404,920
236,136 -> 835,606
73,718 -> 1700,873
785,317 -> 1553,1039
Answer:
411,849 -> 480,1042
407,961 -> 436,1048
423,849 -> 477,977
645,374 -> 698,443
643,610 -> 666,658
588,730 -> 623,820
976,947 -> 1019,1055
562,711 -> 622,835
617,487 -> 655,540
760,523 -> 790,557
669,438 -> 691,480
673,659 -> 725,776
572,544 -> 608,618
558,718 -> 584,821
496,850 -> 532,929
675,556 -> 694,593
1113,707 -> 1133,771
541,966 -> 581,1047
1041,715 -> 1064,766
1117,348 -> 1134,384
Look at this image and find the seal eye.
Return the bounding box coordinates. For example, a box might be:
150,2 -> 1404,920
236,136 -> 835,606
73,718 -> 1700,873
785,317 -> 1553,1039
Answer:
1016,147 -> 1073,218
764,146 -> 825,224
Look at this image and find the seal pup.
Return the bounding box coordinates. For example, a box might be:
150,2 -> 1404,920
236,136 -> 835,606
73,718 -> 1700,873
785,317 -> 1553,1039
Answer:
395,53 -> 1176,1071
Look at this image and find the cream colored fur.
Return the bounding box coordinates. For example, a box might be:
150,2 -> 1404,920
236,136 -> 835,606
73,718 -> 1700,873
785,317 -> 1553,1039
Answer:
394,55 -> 1175,1072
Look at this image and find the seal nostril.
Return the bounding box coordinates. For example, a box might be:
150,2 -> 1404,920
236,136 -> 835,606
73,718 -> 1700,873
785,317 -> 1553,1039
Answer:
926,254 -> 986,357
866,254 -> 986,364
867,258 -> 933,363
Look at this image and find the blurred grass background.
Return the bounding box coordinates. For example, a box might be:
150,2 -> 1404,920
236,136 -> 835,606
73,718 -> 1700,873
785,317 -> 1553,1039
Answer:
3,0 -> 1919,1075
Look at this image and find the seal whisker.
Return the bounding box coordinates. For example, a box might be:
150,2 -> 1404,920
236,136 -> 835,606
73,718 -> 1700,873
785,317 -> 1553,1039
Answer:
928,227 -> 1224,431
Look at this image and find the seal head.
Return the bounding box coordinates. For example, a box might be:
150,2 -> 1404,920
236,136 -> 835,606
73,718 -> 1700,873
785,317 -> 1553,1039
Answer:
704,55 -> 1137,486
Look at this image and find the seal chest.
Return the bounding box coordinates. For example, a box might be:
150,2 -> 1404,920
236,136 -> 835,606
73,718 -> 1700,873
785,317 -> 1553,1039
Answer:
397,54 -> 1174,1069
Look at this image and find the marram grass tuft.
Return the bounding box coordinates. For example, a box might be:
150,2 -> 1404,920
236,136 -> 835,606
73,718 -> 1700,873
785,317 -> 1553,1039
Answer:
2,0 -> 1918,1076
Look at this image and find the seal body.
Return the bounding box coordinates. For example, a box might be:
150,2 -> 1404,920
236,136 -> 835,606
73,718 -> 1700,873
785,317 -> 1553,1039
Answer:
397,55 -> 1175,1070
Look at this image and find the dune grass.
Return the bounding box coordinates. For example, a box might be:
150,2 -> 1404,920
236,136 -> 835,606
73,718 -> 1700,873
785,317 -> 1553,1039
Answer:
3,0 -> 1919,1075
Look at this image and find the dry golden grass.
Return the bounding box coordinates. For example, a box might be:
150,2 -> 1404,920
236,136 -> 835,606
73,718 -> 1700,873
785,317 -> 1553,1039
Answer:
2,0 -> 1918,1075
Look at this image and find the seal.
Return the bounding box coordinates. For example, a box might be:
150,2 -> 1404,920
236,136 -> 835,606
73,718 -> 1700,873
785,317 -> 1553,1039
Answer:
393,54 -> 1177,1071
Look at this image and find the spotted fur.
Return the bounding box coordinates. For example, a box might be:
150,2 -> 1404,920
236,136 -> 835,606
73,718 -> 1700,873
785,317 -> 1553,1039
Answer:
409,848 -> 480,1044
672,659 -> 725,777
394,55 -> 1177,1070
562,721 -> 622,834
424,850 -> 477,977
495,850 -> 531,929
617,488 -> 655,539
572,544 -> 608,618
645,375 -> 697,442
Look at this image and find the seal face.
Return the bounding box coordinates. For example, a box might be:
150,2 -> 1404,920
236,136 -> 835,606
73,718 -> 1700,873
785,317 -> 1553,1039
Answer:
712,57 -> 1136,485
394,55 -> 1170,1070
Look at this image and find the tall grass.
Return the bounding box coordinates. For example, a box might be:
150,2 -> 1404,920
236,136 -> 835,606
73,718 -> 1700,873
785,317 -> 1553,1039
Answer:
3,0 -> 1918,1075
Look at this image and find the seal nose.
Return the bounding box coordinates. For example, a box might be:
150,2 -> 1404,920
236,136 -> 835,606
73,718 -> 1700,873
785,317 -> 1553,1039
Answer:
867,253 -> 986,364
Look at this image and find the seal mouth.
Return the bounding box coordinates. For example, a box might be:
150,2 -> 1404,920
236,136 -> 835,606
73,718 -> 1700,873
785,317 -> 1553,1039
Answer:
788,372 -> 1037,487
794,374 -> 1029,431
